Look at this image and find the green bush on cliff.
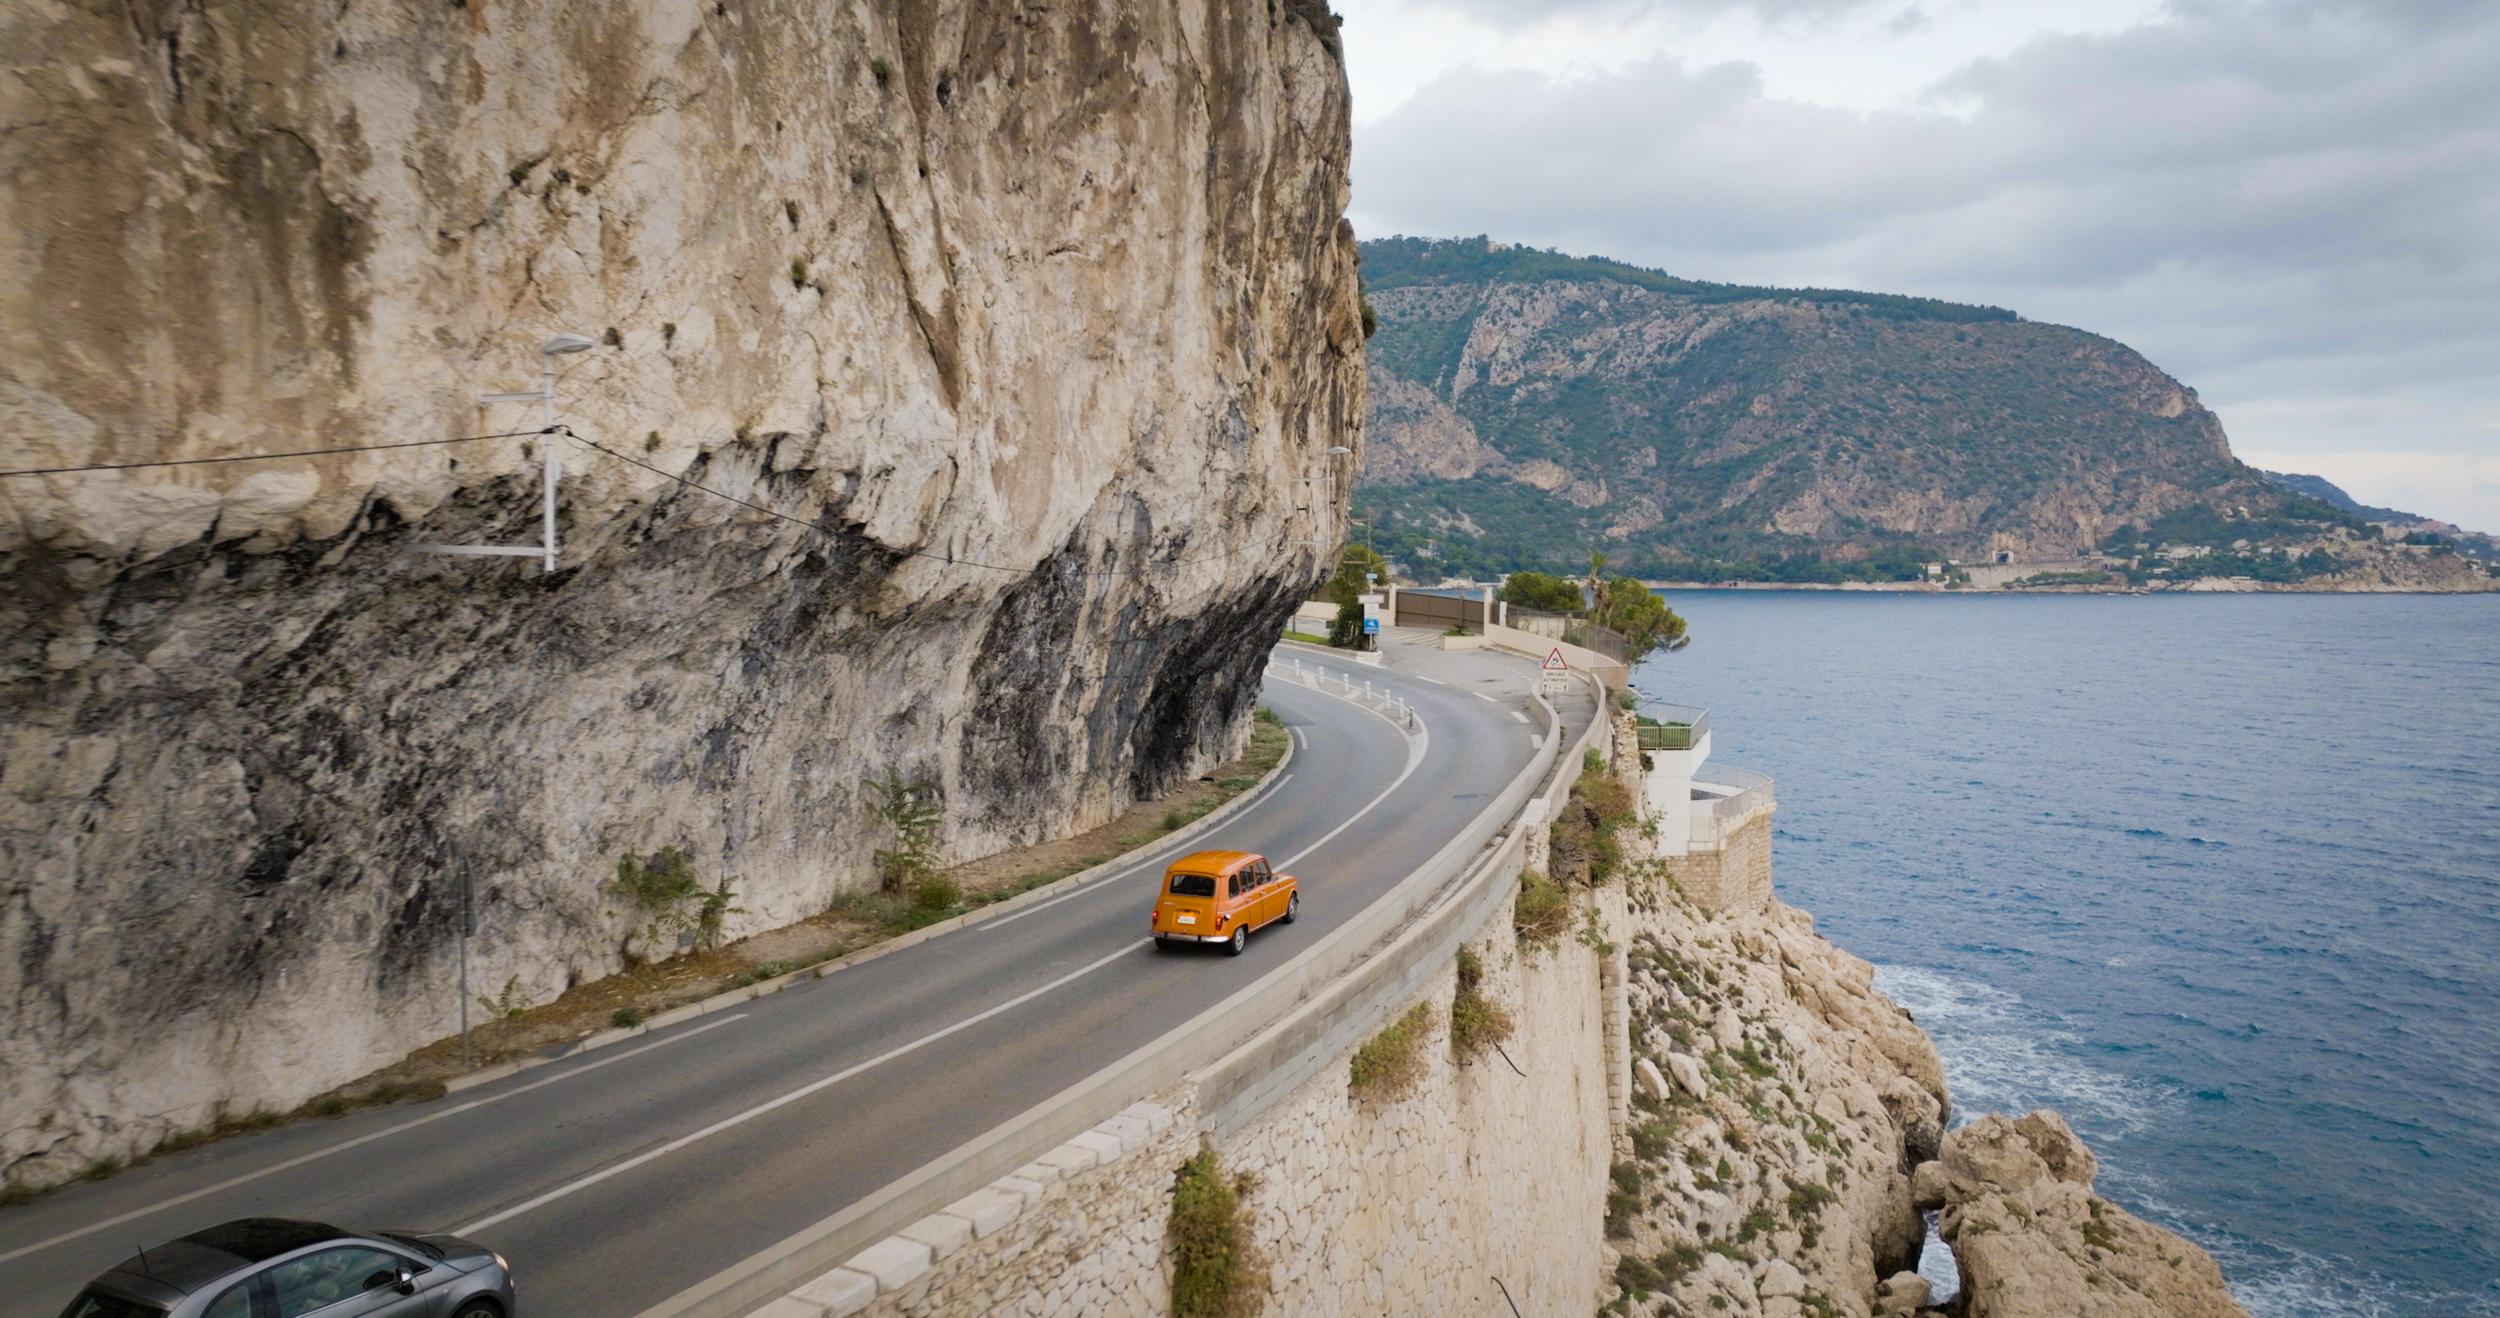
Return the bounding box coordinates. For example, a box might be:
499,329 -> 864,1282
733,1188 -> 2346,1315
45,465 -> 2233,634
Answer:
1514,871 -> 1571,948
1348,1002 -> 1435,1102
1449,946 -> 1513,1060
1167,1144 -> 1266,1318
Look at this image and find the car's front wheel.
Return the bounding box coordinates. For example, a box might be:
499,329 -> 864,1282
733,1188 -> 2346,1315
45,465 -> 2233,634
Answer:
1226,925 -> 1247,956
1282,893 -> 1299,924
452,1301 -> 503,1318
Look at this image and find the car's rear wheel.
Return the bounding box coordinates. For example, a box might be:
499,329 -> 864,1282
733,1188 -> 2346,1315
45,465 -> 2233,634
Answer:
1226,925 -> 1247,956
453,1302 -> 503,1318
1153,936 -> 1176,952
1282,893 -> 1299,924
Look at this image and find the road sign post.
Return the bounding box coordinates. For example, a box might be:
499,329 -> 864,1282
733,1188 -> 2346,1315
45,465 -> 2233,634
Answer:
1540,645 -> 1570,695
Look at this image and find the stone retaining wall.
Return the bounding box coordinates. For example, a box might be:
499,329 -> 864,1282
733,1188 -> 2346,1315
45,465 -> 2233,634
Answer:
1674,810 -> 1773,915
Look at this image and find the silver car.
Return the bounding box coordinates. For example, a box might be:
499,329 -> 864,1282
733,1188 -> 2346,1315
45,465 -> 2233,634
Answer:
57,1217 -> 515,1318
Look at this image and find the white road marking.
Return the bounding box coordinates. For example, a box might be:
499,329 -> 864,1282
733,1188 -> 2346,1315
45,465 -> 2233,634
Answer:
1509,710 -> 1529,723
1472,691 -> 1498,703
1277,716 -> 1431,870
1293,726 -> 1308,750
0,1014 -> 750,1264
1415,675 -> 1446,686
452,940 -> 1147,1235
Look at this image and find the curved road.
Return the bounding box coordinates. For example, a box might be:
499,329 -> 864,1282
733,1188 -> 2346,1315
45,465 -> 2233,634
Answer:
0,633 -> 1591,1316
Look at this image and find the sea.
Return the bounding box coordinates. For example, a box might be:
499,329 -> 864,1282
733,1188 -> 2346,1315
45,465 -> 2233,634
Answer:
1630,591 -> 2500,1316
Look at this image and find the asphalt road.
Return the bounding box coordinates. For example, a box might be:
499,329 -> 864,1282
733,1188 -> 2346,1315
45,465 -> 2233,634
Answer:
0,633 -> 1591,1316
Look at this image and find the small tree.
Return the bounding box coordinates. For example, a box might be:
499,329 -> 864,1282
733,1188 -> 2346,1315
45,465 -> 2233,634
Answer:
868,768 -> 944,896
1593,577 -> 1689,665
1326,595 -> 1368,650
1499,569 -> 1583,613
693,876 -> 745,953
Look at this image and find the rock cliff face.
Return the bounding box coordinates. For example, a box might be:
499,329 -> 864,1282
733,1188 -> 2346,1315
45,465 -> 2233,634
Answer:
1607,876 -> 1948,1317
0,1 -> 1362,1190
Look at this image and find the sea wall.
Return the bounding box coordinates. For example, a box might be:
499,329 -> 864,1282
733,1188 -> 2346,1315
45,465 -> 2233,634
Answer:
0,0 -> 1363,1190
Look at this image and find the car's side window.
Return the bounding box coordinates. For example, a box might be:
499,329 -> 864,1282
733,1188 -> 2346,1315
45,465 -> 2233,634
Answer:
265,1245 -> 407,1317
201,1280 -> 255,1318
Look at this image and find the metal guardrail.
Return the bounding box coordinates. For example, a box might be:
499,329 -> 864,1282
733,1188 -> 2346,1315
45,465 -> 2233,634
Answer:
1634,701 -> 1710,752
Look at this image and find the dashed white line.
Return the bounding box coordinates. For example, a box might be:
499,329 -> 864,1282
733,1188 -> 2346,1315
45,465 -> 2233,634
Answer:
0,1014 -> 751,1263
1293,726 -> 1308,750
453,941 -> 1147,1235
1509,710 -> 1529,723
1472,691 -> 1498,703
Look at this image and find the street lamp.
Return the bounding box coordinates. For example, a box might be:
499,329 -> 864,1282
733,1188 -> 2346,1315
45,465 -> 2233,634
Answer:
1322,444 -> 1352,541
413,331 -> 594,572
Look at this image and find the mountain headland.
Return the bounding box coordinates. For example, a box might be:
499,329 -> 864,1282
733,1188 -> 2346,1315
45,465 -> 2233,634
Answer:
1353,236 -> 2495,594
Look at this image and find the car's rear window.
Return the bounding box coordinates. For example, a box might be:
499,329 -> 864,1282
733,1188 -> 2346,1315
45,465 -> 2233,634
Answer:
57,1290 -> 169,1318
1168,873 -> 1217,898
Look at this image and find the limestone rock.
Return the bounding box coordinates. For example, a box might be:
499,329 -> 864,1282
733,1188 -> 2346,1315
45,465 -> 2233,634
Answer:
1874,1271 -> 1929,1317
1938,1112 -> 2247,1318
0,0 -> 1362,1187
1911,1160 -> 1949,1211
1635,1057 -> 1670,1100
1665,1052 -> 1709,1100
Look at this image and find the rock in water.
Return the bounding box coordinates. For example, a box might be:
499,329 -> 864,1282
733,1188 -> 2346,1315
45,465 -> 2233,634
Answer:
0,0 -> 1362,1190
1937,1111 -> 2248,1317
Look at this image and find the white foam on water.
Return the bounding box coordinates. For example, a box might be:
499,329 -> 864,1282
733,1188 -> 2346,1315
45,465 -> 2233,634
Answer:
1872,962 -> 2164,1133
2110,1177 -> 2500,1318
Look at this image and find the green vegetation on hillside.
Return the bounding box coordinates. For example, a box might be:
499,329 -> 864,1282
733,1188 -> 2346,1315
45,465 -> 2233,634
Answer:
1351,235 -> 2368,581
1360,235 -> 2018,323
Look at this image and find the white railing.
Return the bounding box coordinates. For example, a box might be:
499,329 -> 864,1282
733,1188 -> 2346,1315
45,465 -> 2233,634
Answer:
1267,656 -> 1422,734
1689,764 -> 1775,848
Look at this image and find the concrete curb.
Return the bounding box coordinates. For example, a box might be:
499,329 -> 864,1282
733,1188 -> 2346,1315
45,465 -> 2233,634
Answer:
445,718 -> 1299,1097
1276,636 -> 1383,666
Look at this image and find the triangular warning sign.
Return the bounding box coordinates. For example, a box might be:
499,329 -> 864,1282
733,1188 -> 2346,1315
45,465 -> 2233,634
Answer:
1542,647 -> 1568,670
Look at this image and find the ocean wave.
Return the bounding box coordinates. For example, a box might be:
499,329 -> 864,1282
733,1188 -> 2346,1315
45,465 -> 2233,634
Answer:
1872,963 -> 2168,1134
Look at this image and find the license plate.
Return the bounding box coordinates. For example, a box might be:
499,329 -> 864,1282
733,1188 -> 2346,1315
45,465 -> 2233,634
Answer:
1177,914 -> 1196,925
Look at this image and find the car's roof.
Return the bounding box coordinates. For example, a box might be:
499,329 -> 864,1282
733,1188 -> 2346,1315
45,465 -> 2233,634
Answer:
98,1218 -> 350,1294
1169,849 -> 1258,873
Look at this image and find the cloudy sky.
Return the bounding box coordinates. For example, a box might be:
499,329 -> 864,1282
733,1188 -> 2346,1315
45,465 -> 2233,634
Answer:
1337,0 -> 2500,531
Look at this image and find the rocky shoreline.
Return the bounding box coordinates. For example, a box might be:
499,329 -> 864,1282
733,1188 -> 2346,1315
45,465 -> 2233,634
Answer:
1601,836 -> 2246,1316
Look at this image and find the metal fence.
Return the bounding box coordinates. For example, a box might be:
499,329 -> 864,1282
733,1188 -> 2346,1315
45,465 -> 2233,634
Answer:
1634,701 -> 1711,751
1392,591 -> 1486,633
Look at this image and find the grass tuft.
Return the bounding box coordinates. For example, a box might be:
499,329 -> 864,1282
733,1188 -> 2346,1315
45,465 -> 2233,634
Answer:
1168,1143 -> 1266,1318
1348,1002 -> 1434,1103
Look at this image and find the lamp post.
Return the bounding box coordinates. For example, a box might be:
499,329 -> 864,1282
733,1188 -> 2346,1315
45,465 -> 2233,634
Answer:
1322,444 -> 1352,544
415,331 -> 595,572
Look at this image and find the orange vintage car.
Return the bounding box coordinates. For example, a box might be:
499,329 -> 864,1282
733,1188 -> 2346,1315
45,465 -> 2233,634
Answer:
1149,849 -> 1298,955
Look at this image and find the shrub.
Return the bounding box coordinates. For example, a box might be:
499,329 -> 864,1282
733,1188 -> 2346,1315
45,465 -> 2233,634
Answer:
1514,871 -> 1570,948
476,975 -> 530,1021
609,845 -> 706,959
611,1007 -> 644,1029
868,56 -> 894,86
789,259 -> 810,290
868,769 -> 944,896
911,874 -> 961,913
1348,1002 -> 1434,1102
1449,947 -> 1513,1060
1164,809 -> 1189,831
1606,1160 -> 1642,1237
1168,1144 -> 1266,1318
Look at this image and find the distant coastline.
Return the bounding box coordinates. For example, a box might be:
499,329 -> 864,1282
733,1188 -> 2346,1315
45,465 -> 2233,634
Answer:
1643,579 -> 2500,595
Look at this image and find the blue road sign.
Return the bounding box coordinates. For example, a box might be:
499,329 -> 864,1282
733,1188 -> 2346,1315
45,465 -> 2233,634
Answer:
1362,617 -> 1380,635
